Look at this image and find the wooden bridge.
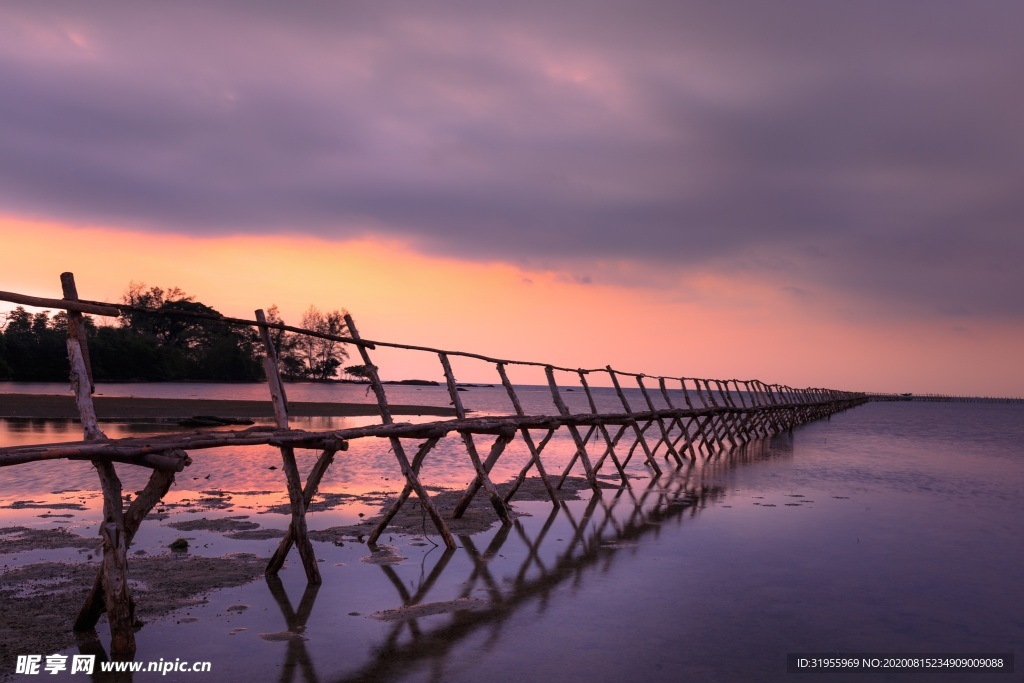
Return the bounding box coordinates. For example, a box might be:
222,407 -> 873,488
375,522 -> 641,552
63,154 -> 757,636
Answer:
868,393 -> 1023,403
0,273 -> 867,657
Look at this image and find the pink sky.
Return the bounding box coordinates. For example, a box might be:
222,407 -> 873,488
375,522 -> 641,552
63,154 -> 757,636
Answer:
2,216 -> 1020,395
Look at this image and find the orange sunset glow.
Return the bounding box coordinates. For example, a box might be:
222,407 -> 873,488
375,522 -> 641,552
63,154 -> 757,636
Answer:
2,215 -> 1021,395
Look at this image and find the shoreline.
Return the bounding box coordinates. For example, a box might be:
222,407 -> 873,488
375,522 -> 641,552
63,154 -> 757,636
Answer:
0,393 -> 456,420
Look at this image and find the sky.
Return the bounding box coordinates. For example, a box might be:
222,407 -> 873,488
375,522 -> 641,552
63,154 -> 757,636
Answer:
1,1 -> 1022,395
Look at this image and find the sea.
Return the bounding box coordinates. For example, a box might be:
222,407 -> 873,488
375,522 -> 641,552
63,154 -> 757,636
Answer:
1,381 -> 1022,682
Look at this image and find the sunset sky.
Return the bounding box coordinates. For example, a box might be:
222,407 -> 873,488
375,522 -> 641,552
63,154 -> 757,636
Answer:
1,2 -> 1022,395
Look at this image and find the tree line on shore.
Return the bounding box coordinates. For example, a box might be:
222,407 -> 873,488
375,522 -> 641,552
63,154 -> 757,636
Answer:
0,283 -> 357,383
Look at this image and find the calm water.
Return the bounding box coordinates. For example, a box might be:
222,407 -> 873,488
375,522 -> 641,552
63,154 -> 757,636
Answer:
1,385 -> 1022,682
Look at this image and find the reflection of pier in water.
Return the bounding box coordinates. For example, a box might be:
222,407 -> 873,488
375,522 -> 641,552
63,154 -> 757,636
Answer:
269,438 -> 788,683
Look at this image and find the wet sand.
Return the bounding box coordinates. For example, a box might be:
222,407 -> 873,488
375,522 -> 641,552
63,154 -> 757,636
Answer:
0,548 -> 267,672
0,393 -> 456,420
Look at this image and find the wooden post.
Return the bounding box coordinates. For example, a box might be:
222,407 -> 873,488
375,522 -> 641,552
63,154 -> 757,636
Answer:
257,309 -> 321,584
704,379 -> 738,449
544,366 -> 600,490
76,464 -> 181,631
716,379 -> 748,446
266,443 -> 340,577
61,273 -> 135,657
496,363 -> 559,507
606,367 -> 662,476
635,376 -> 683,465
344,314 -> 456,549
659,378 -> 696,460
747,381 -> 768,435
690,378 -> 723,453
680,378 -> 713,455
577,371 -> 628,482
441,354 -> 513,523
729,379 -> 759,442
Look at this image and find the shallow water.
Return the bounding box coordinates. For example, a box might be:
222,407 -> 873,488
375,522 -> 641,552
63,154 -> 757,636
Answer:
2,393 -> 1022,682
0,376 -> 764,417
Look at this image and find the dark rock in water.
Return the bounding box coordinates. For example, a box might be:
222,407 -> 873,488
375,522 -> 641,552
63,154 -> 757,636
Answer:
169,538 -> 189,552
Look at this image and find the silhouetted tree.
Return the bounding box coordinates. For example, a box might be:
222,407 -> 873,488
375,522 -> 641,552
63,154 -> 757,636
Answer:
0,307 -> 72,380
0,286 -> 350,382
0,331 -> 10,379
293,306 -> 349,380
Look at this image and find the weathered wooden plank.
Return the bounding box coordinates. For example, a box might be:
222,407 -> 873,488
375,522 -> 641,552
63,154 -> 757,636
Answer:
0,289 -> 121,316
62,273 -> 135,657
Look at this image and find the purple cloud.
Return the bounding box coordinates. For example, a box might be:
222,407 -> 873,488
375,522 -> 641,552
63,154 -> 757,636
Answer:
1,1 -> 1022,319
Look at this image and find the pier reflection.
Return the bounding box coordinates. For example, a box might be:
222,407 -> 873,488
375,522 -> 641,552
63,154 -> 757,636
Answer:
266,577 -> 320,683
264,436 -> 793,683
335,478 -> 720,682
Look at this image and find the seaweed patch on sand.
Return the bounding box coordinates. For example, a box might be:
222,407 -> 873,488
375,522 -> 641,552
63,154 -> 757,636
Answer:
3,501 -> 87,510
0,526 -> 97,553
166,516 -> 260,532
369,597 -> 488,622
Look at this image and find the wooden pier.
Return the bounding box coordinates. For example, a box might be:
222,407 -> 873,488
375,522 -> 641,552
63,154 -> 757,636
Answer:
868,393 -> 1023,403
0,273 -> 868,656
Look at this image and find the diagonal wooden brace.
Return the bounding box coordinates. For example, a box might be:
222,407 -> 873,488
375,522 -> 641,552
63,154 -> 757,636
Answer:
453,427 -> 516,519
266,444 -> 339,578
275,445 -> 321,584
75,463 -> 180,631
503,428 -> 559,507
368,436 -> 457,549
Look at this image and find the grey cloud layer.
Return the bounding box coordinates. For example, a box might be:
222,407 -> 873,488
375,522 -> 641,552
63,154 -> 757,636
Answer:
2,1 -> 1022,318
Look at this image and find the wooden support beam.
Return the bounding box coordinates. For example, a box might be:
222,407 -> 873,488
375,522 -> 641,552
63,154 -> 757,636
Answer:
345,314 -> 457,549
439,353 -> 513,524
62,273 -> 135,658
75,465 -> 179,631
606,367 -> 662,476
635,376 -> 683,466
504,428 -> 558,505
496,363 -> 558,507
579,372 -> 628,483
574,423 -> 630,487
266,443 -> 339,577
659,378 -> 696,460
452,428 -> 516,519
544,366 -> 600,490
257,309 -> 321,584
369,436 -> 442,544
